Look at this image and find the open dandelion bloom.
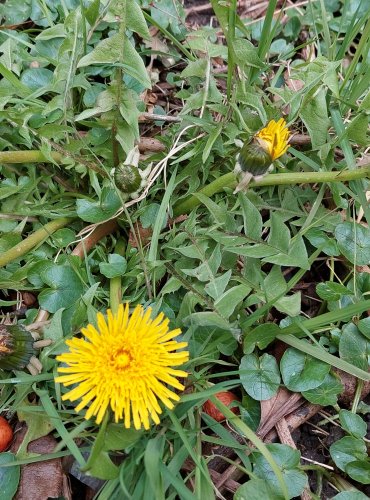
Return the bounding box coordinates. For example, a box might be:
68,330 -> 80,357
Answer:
55,304 -> 189,430
255,118 -> 290,161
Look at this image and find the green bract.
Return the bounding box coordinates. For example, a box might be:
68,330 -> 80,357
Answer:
114,163 -> 142,194
237,140 -> 272,177
0,324 -> 35,371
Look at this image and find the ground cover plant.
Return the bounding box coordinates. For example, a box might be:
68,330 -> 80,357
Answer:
0,0 -> 369,498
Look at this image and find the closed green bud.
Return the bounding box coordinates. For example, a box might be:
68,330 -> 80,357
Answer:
238,140 -> 272,178
0,324 -> 35,371
114,163 -> 142,194
112,146 -> 151,197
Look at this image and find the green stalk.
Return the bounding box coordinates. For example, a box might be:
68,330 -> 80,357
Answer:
112,5 -> 126,168
173,165 -> 370,216
109,239 -> 126,315
226,0 -> 237,100
0,217 -> 74,268
0,151 -> 63,163
0,150 -> 108,177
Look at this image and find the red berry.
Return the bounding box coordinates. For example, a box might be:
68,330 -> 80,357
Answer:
203,391 -> 240,422
0,416 -> 13,451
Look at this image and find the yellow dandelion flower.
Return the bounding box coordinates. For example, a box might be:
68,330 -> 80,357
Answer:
55,304 -> 189,430
255,118 -> 290,161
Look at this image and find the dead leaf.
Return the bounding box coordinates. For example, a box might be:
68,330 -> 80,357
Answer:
11,427 -> 68,500
257,387 -> 303,439
128,222 -> 152,248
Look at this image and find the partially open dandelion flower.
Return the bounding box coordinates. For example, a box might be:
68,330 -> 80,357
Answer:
234,118 -> 291,193
55,304 -> 189,430
255,118 -> 290,161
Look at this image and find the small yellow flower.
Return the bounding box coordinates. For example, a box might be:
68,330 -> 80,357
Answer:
255,118 -> 290,161
55,304 -> 189,430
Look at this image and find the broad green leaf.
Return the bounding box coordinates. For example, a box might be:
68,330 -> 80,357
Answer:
181,59 -> 208,78
358,317 -> 370,340
16,401 -> 54,458
35,23 -> 65,41
264,266 -> 301,315
75,88 -> 116,120
243,323 -> 281,354
274,293 -> 301,317
346,114 -> 369,146
140,203 -> 162,229
335,222 -> 370,265
88,451 -> 119,480
214,284 -> 251,318
151,0 -> 186,36
301,373 -> 343,406
204,270 -> 232,300
252,444 -> 308,499
42,308 -> 65,343
263,234 -> 310,270
268,213 -> 290,253
183,312 -> 232,331
99,254 -> 127,278
76,188 -> 121,223
77,33 -> 151,88
0,0 -> 31,24
84,0 -> 100,26
339,410 -> 367,439
232,39 -> 265,69
316,281 -> 354,301
0,452 -> 20,499
333,493 -> 369,500
339,323 -> 369,371
28,260 -> 54,288
0,233 -> 22,252
38,264 -> 84,313
126,1 -> 151,40
280,348 -> 330,391
300,88 -> 329,148
240,394 -> 261,432
346,461 -> 370,485
234,478 -> 276,500
51,228 -> 76,248
160,277 -> 182,296
183,245 -> 222,281
239,353 -> 280,400
20,68 -> 54,91
305,228 -> 340,256
227,244 -> 277,258
330,436 -> 367,472
239,195 -> 262,241
103,424 -> 143,451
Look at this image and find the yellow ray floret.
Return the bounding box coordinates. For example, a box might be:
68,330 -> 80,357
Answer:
255,118 -> 290,161
55,304 -> 189,430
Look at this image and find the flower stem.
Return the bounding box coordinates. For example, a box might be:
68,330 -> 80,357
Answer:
173,164 -> 370,216
0,151 -> 63,163
0,217 -> 74,268
0,150 -> 108,178
110,239 -> 126,315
